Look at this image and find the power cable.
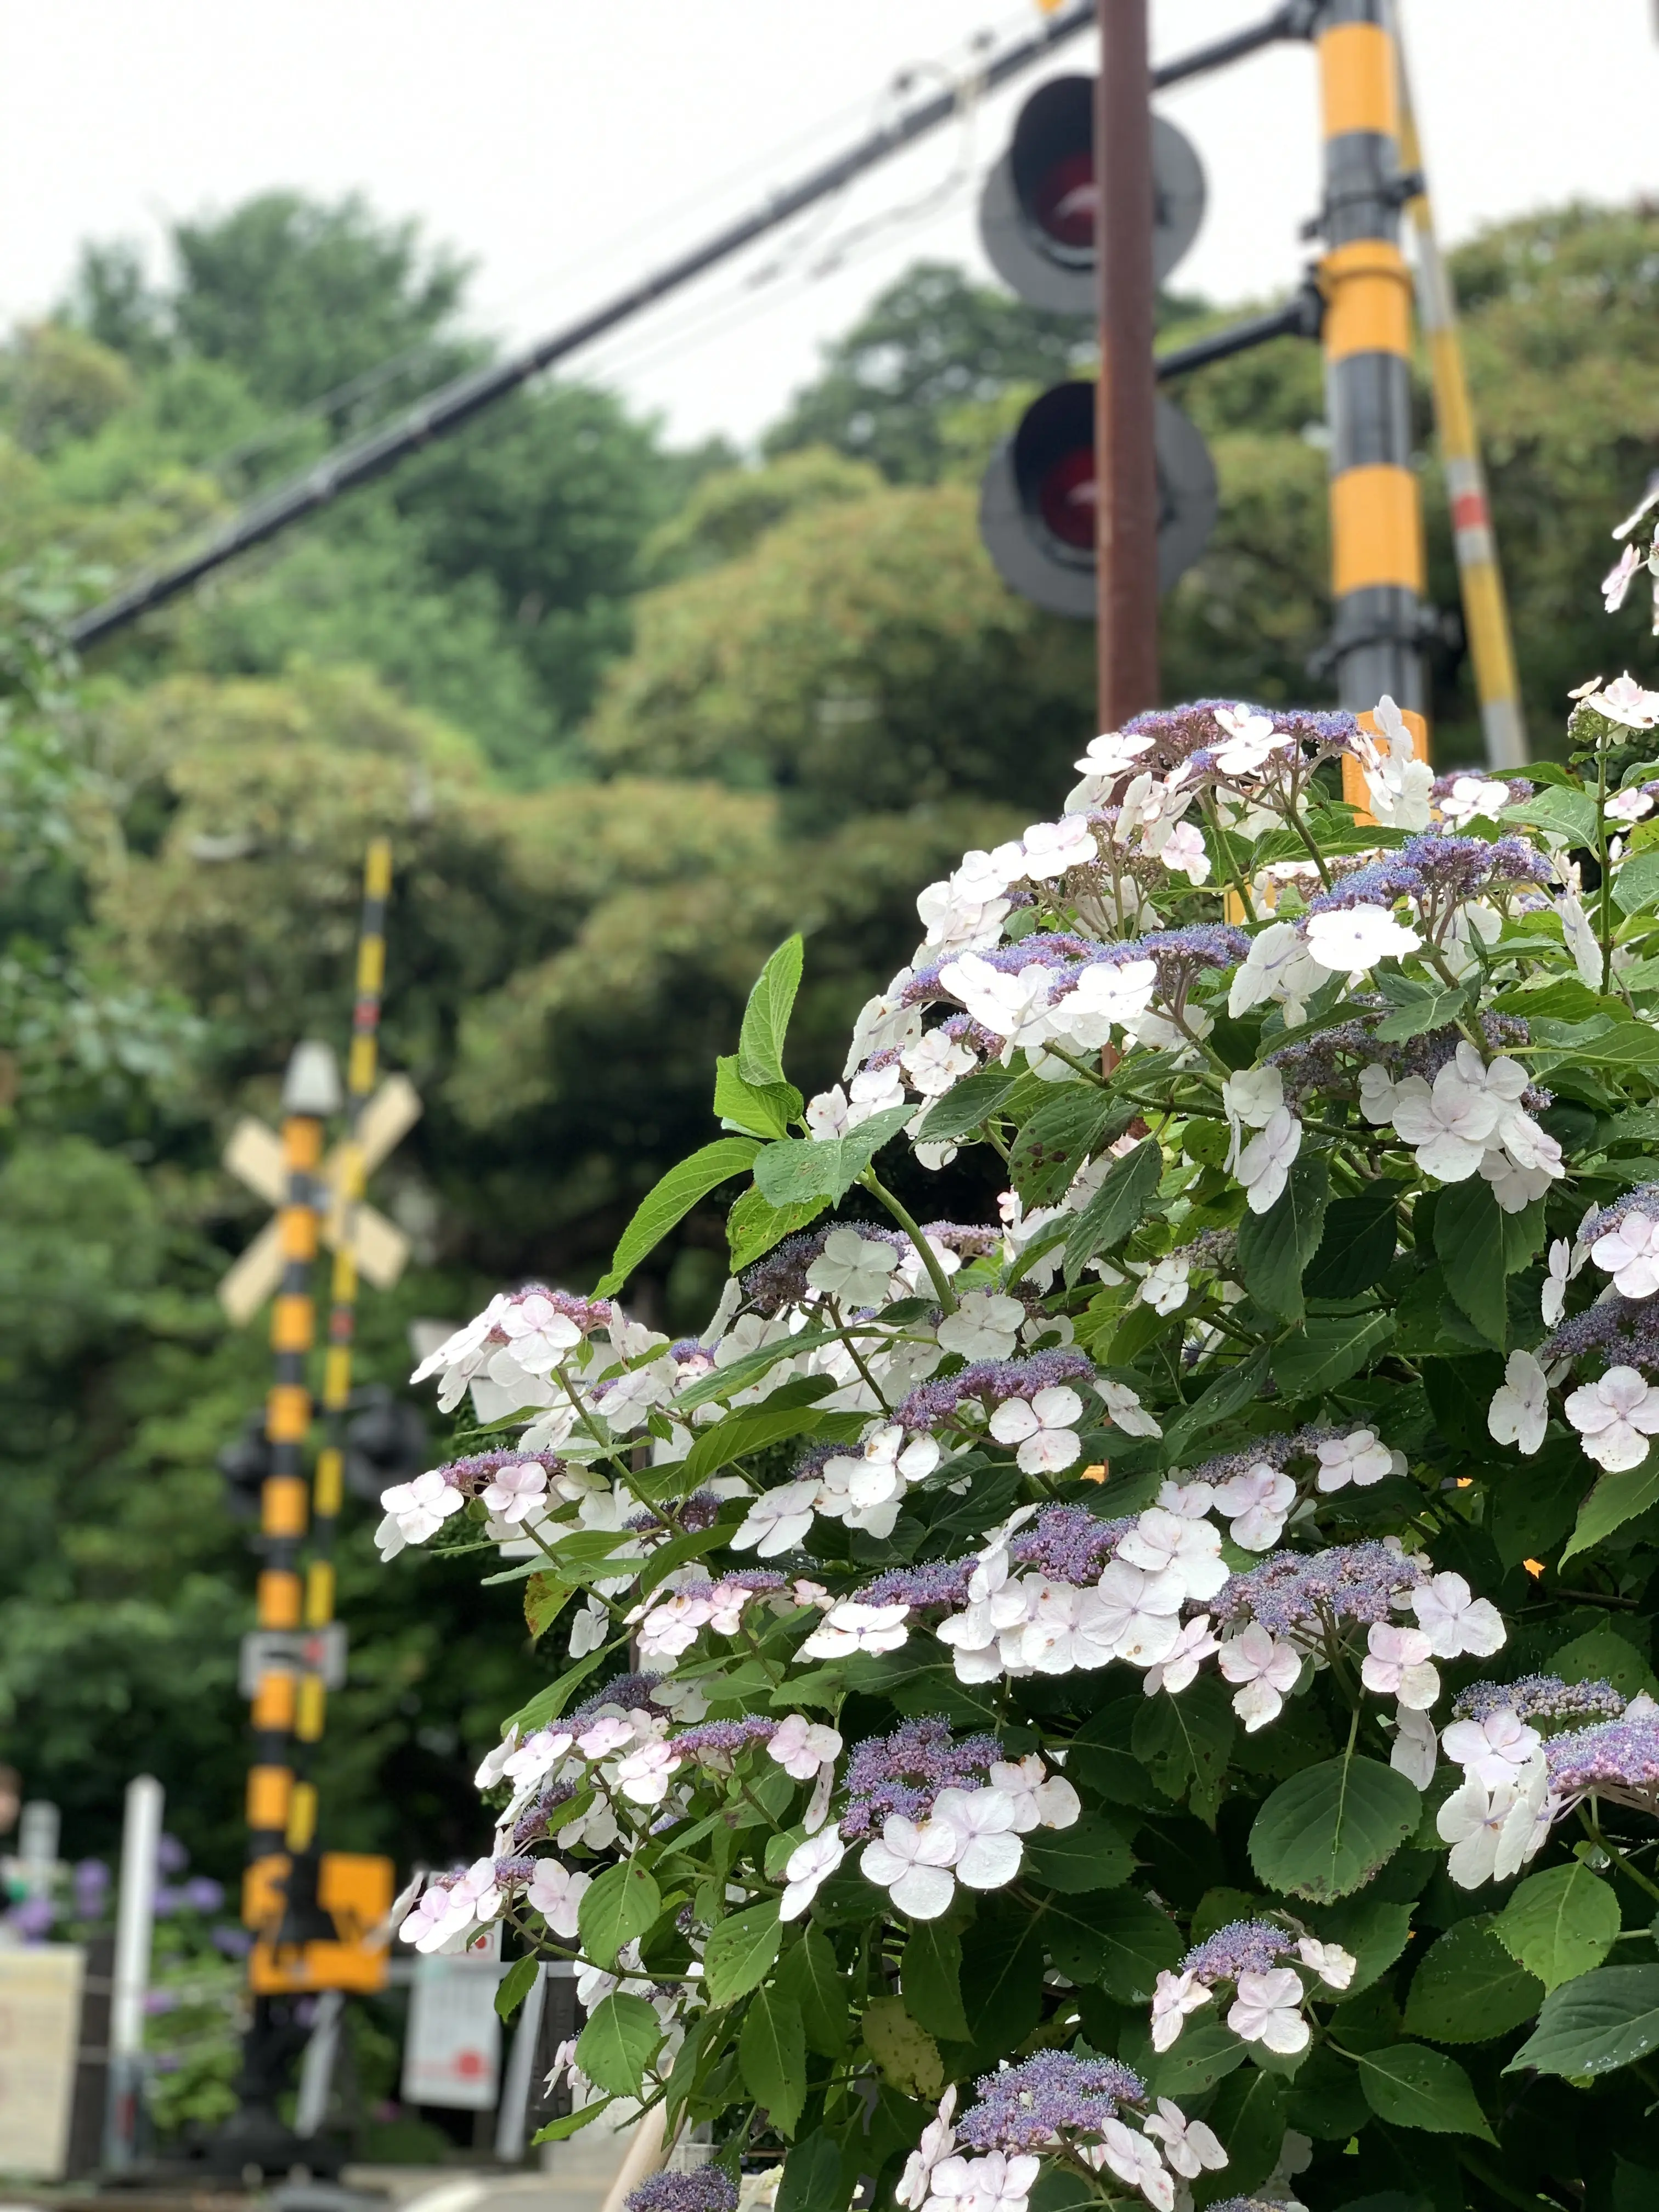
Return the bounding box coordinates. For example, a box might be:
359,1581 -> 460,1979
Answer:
69,0 -> 1317,650
67,0 -> 1096,648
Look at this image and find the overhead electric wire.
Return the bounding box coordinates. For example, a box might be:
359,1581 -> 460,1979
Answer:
69,0 -> 1317,650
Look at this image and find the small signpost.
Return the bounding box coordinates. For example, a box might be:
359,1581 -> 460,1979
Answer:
0,1946 -> 84,2178
401,1953 -> 505,2112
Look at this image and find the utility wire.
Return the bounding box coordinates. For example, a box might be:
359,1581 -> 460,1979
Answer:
69,0 -> 1317,650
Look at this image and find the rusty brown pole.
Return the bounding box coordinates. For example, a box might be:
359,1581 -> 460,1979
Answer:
1094,0 -> 1160,730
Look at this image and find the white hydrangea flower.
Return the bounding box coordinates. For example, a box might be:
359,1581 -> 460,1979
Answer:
1565,1364 -> 1659,1471
1591,1209 -> 1659,1299
806,1227 -> 901,1308
1228,1967 -> 1310,2054
780,1832 -> 845,1921
1229,921 -> 1324,1022
1391,1704 -> 1438,1789
938,954 -> 1056,1058
1020,816 -> 1098,879
989,1385 -> 1085,1474
1488,1350 -> 1549,1455
1438,1764 -> 1548,1888
1218,1624 -> 1302,1729
936,1291 -> 1025,1361
1237,1106 -> 1302,1214
1390,1062 -> 1500,1182
860,1816 -> 958,1919
731,1479 -> 821,1556
1212,1463 -> 1296,1549
1412,1572 -> 1505,1660
1304,904 -> 1423,975
1361,1623 -> 1441,1711
1116,1506 -> 1228,1601
1138,1254 -> 1191,1314
902,1029 -> 979,1097
1314,1429 -> 1395,1493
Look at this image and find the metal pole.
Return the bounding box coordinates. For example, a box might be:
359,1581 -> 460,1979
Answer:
245,1043 -> 338,1891
236,1041 -> 338,2142
292,1989 -> 345,2138
1094,0 -> 1160,731
1393,14 -> 1526,767
105,1774 -> 163,2170
290,840 -> 393,1844
1314,0 -> 1428,765
494,1961 -> 549,2163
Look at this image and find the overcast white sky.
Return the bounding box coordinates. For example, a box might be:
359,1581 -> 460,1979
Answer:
3,2 -> 1655,449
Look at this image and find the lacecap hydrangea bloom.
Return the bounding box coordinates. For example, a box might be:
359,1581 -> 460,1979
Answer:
383,534 -> 1659,2211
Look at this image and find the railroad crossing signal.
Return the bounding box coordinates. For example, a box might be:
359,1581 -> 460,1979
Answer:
976,71 -> 1216,619
218,1071 -> 421,1324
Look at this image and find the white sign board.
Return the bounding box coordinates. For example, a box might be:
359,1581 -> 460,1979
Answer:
0,1945 -> 84,2177
402,1954 -> 502,2111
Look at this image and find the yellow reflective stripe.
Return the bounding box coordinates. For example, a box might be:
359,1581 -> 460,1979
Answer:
1331,466 -> 1424,594
1318,21 -> 1397,138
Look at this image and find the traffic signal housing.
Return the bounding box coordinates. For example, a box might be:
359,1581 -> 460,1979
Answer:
977,72 -> 1216,619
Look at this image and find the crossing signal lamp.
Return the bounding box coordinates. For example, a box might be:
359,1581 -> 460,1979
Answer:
977,74 -> 1216,619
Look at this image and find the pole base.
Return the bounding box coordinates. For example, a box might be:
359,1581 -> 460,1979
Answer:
193,2101 -> 348,2181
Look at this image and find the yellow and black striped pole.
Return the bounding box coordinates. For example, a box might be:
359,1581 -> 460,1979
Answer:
1395,33 -> 1527,769
1316,0 -> 1430,780
287,839 -> 394,1845
245,1043 -> 340,1900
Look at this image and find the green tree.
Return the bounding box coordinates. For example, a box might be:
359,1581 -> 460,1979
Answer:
168,190 -> 472,415
764,261 -> 1094,484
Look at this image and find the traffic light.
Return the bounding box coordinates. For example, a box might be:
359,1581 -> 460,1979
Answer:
218,1410 -> 273,1521
978,75 -> 1204,312
218,1385 -> 425,1517
977,73 -> 1216,618
341,1384 -> 427,1504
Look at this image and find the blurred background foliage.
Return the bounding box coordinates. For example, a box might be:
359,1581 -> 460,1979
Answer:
1,185 -> 1655,1886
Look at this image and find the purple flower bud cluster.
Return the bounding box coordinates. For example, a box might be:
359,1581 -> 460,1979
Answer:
741,1223 -> 910,1315
1541,1294 -> 1659,1377
1269,1007 -> 1537,1111
1011,1505 -> 1136,1583
567,1672 -> 666,1725
940,1011 -> 1006,1058
1132,924 -> 1252,995
896,1350 -> 1098,1434
429,1448 -> 568,1497
849,1559 -> 979,1610
672,1717 -> 777,1765
1580,1184 -> 1659,1251
1545,1712 -> 1659,1804
922,1222 -> 1003,1261
1430,770 -> 1536,805
1214,1541 -> 1426,1634
1453,1675 -> 1626,1725
904,935 -> 1101,1009
511,1779 -> 576,1848
628,1490 -> 726,1535
493,1854 -> 538,1886
1305,836 -> 1547,919
625,2172 -> 738,2212
1181,1920 -> 1295,1985
496,1284 -> 615,1339
839,1717 -> 1000,1840
956,2051 -> 1149,2152
1206,2199 -> 1304,2212
1121,699 -> 1358,774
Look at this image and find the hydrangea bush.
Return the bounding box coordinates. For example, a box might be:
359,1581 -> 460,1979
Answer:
382,500 -> 1659,2212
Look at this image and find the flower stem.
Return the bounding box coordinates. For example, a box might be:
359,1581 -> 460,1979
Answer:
861,1170 -> 960,1312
